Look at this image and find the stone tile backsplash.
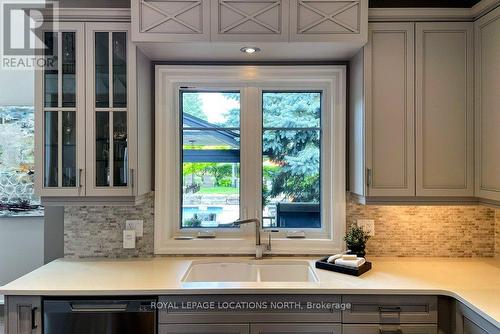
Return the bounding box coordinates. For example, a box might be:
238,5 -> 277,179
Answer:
64,192 -> 498,258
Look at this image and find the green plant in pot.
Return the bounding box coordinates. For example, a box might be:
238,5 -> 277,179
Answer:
344,225 -> 371,258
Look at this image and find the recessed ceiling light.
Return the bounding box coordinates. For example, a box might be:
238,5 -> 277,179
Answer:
240,46 -> 261,54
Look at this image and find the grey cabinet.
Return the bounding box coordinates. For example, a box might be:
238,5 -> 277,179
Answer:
5,296 -> 41,334
251,323 -> 341,333
455,302 -> 498,334
474,6 -> 500,202
159,324 -> 249,334
343,324 -> 437,334
342,295 -> 438,324
415,22 -> 474,197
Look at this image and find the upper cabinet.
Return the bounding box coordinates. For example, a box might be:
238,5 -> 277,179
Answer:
474,6 -> 500,202
131,0 -> 368,44
415,22 -> 474,197
290,0 -> 367,42
35,22 -> 152,202
350,21 -> 474,201
35,22 -> 86,197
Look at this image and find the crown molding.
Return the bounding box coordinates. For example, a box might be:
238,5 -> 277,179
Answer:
369,0 -> 499,21
42,8 -> 131,22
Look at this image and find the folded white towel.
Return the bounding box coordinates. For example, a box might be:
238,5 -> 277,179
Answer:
327,254 -> 343,263
335,257 -> 366,268
342,254 -> 357,260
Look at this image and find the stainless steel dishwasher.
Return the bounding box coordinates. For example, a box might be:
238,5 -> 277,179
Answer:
43,298 -> 156,334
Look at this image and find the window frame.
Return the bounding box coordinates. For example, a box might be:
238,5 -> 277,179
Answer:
155,65 -> 346,255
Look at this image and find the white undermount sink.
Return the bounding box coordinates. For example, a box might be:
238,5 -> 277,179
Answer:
182,260 -> 319,283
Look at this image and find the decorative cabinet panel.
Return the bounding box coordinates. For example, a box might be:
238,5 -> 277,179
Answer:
290,0 -> 368,42
363,22 -> 415,197
132,0 -> 210,42
5,296 -> 42,334
35,22 -> 86,197
474,6 -> 500,202
415,22 -> 474,197
211,0 -> 289,41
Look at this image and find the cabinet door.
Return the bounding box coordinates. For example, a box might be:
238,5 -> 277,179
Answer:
455,302 -> 498,334
85,22 -> 136,196
5,296 -> 41,334
290,0 -> 367,43
415,22 -> 474,196
251,323 -> 341,333
35,22 -> 85,197
365,22 -> 415,196
159,324 -> 249,334
474,6 -> 500,201
211,0 -> 289,42
131,0 -> 210,42
343,324 -> 437,334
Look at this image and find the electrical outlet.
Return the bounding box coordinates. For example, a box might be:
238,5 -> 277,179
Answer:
357,219 -> 375,236
125,220 -> 144,237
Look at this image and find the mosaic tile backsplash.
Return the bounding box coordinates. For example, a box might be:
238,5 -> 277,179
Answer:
65,193 -> 498,258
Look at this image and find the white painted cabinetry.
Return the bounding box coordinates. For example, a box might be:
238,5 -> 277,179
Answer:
35,22 -> 152,202
350,21 -> 474,201
415,22 -> 474,197
474,6 -> 500,202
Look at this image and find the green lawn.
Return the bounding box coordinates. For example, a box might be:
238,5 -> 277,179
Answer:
198,186 -> 239,195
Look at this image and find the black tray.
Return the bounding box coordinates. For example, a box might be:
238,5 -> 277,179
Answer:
315,256 -> 372,276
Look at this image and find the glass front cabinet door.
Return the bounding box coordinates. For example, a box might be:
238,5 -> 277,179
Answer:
85,23 -> 136,196
35,22 -> 85,196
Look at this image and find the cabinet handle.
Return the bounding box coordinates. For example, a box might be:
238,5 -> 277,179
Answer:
31,306 -> 38,329
379,330 -> 402,334
366,168 -> 372,187
77,169 -> 83,188
130,168 -> 134,189
379,306 -> 402,313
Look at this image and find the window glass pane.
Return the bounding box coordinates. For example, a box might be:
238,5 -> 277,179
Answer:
112,32 -> 127,108
95,111 -> 109,186
181,91 -> 240,228
95,32 -> 109,108
262,92 -> 321,229
113,111 -> 128,187
44,32 -> 58,108
44,111 -> 58,187
263,92 -> 320,128
62,32 -> 76,108
62,111 -> 76,187
182,92 -> 240,128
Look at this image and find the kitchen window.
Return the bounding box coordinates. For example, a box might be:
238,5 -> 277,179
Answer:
155,66 -> 346,255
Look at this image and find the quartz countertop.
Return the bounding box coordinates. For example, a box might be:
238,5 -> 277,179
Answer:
1,257 -> 499,327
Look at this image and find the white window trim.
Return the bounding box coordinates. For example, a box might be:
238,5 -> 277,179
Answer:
154,65 -> 346,255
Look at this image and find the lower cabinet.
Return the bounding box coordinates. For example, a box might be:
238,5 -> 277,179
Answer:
251,323 -> 341,334
343,324 -> 437,334
5,296 -> 41,334
455,302 -> 498,334
159,324 -> 249,334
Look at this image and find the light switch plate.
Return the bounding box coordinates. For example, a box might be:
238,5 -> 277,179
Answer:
357,219 -> 375,236
123,230 -> 136,249
125,220 -> 143,237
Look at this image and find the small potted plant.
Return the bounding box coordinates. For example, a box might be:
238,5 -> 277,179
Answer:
344,225 -> 371,258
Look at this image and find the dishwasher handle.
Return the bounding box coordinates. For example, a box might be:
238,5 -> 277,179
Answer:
70,302 -> 129,312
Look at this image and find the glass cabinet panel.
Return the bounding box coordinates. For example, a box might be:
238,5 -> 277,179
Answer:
42,29 -> 80,190
44,32 -> 58,108
95,32 -> 109,108
112,32 -> 127,108
62,32 -> 76,108
95,112 -> 110,187
44,111 -> 58,187
113,112 -> 128,186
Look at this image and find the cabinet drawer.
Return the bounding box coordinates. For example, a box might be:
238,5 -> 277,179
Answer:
251,323 -> 341,333
343,324 -> 438,334
159,324 -> 249,334
342,295 -> 437,324
159,295 -> 341,323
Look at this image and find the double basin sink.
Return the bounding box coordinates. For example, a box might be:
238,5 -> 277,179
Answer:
182,260 -> 319,283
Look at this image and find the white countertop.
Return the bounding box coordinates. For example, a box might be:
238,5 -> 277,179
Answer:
1,257 -> 499,327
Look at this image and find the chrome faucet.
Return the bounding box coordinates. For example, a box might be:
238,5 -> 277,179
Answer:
231,218 -> 268,259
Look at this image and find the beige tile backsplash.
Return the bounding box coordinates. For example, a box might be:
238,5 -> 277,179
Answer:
64,193 -> 498,258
